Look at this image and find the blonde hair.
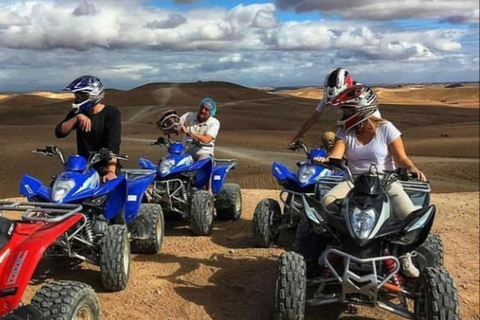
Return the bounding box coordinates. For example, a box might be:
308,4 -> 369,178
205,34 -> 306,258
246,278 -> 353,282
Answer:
369,116 -> 389,127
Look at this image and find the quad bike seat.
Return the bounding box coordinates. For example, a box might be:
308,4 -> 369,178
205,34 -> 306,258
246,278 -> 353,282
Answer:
0,216 -> 15,251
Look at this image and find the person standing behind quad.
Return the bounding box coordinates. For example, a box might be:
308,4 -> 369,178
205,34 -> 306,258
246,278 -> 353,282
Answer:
55,75 -> 121,183
179,97 -> 220,160
288,67 -> 381,146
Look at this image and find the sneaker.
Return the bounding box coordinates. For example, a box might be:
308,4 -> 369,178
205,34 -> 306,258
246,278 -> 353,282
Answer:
399,252 -> 420,278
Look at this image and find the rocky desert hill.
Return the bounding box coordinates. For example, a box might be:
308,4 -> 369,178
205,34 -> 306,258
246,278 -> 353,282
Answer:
274,83 -> 480,108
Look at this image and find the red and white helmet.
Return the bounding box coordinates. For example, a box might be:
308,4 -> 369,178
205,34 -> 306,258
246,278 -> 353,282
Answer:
323,67 -> 355,102
156,110 -> 180,134
330,85 -> 379,132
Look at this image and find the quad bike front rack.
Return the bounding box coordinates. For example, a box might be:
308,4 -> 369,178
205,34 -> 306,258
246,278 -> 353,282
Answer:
0,201 -> 83,223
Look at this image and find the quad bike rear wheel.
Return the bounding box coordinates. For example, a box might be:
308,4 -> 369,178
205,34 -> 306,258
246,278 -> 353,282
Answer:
31,281 -> 100,320
131,203 -> 165,254
215,183 -> 242,221
100,224 -> 130,291
190,190 -> 214,235
274,252 -> 306,320
252,198 -> 281,247
414,267 -> 460,320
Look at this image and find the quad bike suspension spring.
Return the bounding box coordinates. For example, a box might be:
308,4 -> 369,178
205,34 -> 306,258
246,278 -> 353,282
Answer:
384,258 -> 403,286
180,184 -> 188,201
84,217 -> 95,244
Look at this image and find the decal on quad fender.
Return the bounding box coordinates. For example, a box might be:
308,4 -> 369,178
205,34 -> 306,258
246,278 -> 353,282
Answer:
7,251 -> 28,285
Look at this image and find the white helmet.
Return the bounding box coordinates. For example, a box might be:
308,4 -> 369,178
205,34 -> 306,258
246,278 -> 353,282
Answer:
323,67 -> 355,102
329,85 -> 379,132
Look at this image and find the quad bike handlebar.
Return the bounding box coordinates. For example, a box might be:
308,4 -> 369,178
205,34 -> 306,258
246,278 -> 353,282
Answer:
150,136 -> 167,146
32,145 -> 66,164
286,140 -> 309,156
32,146 -> 128,168
325,158 -> 421,185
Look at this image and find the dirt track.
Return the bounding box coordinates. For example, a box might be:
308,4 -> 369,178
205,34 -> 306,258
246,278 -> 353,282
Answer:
17,189 -> 479,320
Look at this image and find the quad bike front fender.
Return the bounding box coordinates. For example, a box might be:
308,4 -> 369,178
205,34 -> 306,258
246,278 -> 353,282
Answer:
94,177 -> 127,221
211,163 -> 235,195
124,171 -> 156,223
190,157 -> 213,189
0,215 -> 82,316
138,157 -> 157,170
19,174 -> 50,200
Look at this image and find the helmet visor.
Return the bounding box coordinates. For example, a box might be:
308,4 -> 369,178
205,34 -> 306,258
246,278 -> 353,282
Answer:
341,107 -> 356,118
74,92 -> 89,104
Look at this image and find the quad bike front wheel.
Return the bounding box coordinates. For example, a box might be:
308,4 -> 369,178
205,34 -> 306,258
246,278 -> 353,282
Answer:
215,183 -> 242,221
131,203 -> 165,254
274,252 -> 306,320
252,198 -> 281,247
415,233 -> 444,269
190,190 -> 214,235
100,224 -> 130,291
31,281 -> 100,320
414,267 -> 460,320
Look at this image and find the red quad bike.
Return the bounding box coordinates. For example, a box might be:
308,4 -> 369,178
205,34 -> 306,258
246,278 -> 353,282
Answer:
0,201 -> 100,320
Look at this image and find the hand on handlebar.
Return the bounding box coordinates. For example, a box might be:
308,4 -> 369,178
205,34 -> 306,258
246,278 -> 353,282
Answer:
312,156 -> 329,164
410,170 -> 427,181
102,171 -> 117,183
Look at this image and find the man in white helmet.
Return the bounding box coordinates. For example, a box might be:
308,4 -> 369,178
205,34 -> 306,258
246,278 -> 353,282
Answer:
288,68 -> 380,146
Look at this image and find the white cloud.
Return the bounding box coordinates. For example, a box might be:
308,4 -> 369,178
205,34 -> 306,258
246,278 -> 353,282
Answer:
275,0 -> 480,23
0,0 -> 477,91
144,13 -> 187,29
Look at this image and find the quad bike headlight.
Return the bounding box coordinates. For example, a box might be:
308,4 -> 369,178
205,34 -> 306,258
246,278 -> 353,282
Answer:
298,165 -> 316,184
52,178 -> 75,203
160,158 -> 175,175
351,207 -> 376,239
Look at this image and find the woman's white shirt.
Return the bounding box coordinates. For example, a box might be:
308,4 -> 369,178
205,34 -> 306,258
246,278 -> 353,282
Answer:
336,121 -> 401,175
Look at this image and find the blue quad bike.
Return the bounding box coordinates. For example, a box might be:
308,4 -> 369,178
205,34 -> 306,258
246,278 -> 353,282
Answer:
138,136 -> 242,236
19,146 -> 164,291
252,140 -> 344,247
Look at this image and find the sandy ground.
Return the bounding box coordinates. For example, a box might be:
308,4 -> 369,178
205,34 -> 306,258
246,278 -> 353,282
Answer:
6,190 -> 477,320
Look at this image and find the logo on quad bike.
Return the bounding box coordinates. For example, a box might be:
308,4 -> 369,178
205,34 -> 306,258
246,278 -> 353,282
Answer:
7,251 -> 28,285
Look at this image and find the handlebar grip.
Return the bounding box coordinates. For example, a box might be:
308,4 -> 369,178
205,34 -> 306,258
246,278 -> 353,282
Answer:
116,154 -> 129,161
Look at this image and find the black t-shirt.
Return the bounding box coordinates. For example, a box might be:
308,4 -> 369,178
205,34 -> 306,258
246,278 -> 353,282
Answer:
55,105 -> 122,173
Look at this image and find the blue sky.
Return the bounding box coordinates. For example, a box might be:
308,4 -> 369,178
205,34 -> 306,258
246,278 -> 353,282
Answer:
0,0 -> 478,92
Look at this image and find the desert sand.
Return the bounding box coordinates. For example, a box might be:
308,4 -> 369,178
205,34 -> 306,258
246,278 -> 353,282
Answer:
6,190 -> 479,320
0,81 -> 478,319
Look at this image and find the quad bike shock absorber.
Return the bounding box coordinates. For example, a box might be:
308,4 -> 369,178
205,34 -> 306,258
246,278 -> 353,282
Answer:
84,217 -> 95,244
180,184 -> 188,202
384,258 -> 403,287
